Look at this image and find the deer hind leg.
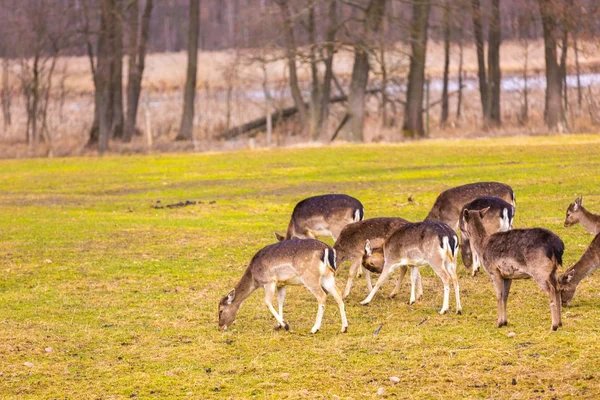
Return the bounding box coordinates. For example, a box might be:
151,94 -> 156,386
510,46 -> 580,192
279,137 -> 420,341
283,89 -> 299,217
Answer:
343,260 -> 361,299
389,265 -> 407,299
321,273 -> 348,333
303,278 -> 328,334
533,270 -> 562,331
409,266 -> 420,304
490,274 -> 507,327
264,282 -> 288,330
277,286 -> 287,320
445,257 -> 462,314
429,254 -> 451,314
501,278 -> 512,326
360,260 -> 398,305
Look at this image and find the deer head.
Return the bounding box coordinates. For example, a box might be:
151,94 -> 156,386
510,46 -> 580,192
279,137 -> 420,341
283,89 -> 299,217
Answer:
218,289 -> 239,330
361,239 -> 385,274
564,197 -> 583,227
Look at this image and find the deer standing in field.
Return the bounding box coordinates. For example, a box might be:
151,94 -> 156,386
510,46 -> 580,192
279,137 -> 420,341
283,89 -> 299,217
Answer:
462,208 -> 564,330
459,196 -> 514,276
425,181 -> 515,269
218,239 -> 348,334
564,197 -> 600,234
275,194 -> 364,241
359,221 -> 462,315
333,217 -> 413,298
559,233 -> 600,306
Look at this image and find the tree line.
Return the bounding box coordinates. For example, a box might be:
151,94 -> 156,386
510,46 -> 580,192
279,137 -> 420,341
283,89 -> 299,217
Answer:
0,0 -> 599,154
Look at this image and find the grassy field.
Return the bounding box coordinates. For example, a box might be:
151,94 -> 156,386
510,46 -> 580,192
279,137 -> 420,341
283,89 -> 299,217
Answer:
1,134 -> 600,398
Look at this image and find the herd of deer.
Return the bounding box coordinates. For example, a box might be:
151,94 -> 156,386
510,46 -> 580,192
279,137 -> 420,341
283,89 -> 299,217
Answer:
218,182 -> 600,334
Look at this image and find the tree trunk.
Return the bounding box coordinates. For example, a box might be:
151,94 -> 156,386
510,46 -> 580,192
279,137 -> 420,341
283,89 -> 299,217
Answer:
456,14 -> 464,120
440,0 -> 450,127
402,0 -> 431,138
97,0 -> 114,153
1,57 -> 10,129
559,27 -> 568,113
177,0 -> 200,141
340,0 -> 386,142
318,0 -> 337,141
124,0 -> 153,142
487,0 -> 501,125
277,0 -> 309,135
307,3 -> 321,140
574,35 -> 582,108
538,0 -> 564,131
110,0 -> 124,140
471,0 -> 488,118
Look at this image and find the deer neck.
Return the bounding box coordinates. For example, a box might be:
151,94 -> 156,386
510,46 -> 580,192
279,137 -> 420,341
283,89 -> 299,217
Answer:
469,218 -> 490,256
579,207 -> 600,234
563,238 -> 600,288
232,267 -> 260,307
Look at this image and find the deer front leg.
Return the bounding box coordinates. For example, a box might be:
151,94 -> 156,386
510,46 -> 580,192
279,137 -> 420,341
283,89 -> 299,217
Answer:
409,266 -> 420,304
446,259 -> 462,314
264,282 -> 288,330
389,266 -> 407,299
343,260 -> 361,299
360,261 -> 396,305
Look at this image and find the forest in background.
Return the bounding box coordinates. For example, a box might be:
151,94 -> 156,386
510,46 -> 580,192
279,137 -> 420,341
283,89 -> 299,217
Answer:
0,0 -> 600,157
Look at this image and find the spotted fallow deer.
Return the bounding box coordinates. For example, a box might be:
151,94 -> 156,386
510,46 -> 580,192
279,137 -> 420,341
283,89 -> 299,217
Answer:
564,197 -> 600,234
218,239 -> 348,334
275,194 -> 364,242
359,222 -> 462,315
333,217 -> 410,298
425,182 -> 515,230
462,208 -> 564,331
559,233 -> 600,306
459,196 -> 514,276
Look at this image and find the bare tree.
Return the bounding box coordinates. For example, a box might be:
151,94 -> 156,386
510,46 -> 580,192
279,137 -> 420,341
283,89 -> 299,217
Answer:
471,0 -> 488,118
1,54 -> 11,130
124,0 -> 154,142
403,0 -> 431,138
339,0 -> 386,142
440,0 -> 451,127
487,0 -> 501,125
177,0 -> 201,141
538,0 -> 564,131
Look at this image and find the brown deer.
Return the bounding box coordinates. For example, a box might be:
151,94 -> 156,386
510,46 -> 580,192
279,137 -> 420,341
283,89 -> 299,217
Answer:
359,222 -> 462,315
564,197 -> 600,234
218,239 -> 348,334
459,196 -> 514,276
275,194 -> 364,241
425,182 -> 515,230
462,208 -> 564,330
333,217 -> 410,298
559,233 -> 600,306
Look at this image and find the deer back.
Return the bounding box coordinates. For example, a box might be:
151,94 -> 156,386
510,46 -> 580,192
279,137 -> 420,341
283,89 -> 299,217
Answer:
426,182 -> 514,229
334,217 -> 409,264
383,221 -> 459,265
460,196 -> 514,238
283,194 -> 364,239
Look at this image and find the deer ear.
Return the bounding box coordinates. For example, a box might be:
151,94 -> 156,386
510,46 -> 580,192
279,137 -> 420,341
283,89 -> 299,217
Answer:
576,196 -> 583,207
462,208 -> 470,223
274,232 -> 285,241
225,289 -> 236,304
565,270 -> 575,283
364,239 -> 372,256
479,207 -> 491,217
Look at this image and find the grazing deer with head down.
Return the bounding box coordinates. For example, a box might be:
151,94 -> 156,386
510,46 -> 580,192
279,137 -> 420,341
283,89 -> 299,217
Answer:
462,208 -> 564,330
564,197 -> 600,234
425,182 -> 515,230
333,217 -> 411,298
275,194 -> 364,241
459,196 -> 514,276
559,233 -> 600,306
359,221 -> 462,315
218,239 -> 348,334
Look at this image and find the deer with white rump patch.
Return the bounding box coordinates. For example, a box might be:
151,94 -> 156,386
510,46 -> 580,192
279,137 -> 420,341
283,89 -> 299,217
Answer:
559,233 -> 600,306
275,194 -> 364,241
359,221 -> 461,315
462,208 -> 564,330
425,182 -> 515,269
218,239 -> 348,334
459,196 -> 514,276
333,217 -> 411,298
564,197 -> 600,234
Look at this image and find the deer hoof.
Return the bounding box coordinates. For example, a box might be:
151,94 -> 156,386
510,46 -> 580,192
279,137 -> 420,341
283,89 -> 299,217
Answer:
284,322 -> 290,331
456,309 -> 462,315
310,328 -> 319,334
388,293 -> 397,299
341,326 -> 348,333
552,325 -> 559,331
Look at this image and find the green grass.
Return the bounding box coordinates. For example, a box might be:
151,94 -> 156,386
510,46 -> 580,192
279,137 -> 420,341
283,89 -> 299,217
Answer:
1,134 -> 600,399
